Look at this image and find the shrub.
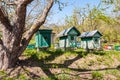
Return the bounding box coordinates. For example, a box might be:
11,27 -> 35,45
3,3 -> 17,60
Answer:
55,49 -> 64,54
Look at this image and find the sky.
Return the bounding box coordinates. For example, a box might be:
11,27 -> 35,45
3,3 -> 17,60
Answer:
47,0 -> 101,25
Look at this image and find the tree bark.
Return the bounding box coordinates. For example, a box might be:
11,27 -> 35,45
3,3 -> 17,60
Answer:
0,0 -> 54,70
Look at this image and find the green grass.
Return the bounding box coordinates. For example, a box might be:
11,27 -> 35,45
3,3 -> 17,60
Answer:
92,71 -> 103,80
3,48 -> 120,80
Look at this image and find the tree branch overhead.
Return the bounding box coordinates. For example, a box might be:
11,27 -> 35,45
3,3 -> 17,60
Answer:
0,6 -> 12,31
25,0 -> 54,40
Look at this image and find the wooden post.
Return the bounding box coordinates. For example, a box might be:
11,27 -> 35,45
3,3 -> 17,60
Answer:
37,47 -> 40,52
86,41 -> 89,53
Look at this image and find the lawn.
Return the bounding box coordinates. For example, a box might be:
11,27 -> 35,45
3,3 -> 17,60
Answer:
1,49 -> 120,80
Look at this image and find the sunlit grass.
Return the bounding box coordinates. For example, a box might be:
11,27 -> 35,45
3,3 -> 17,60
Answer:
18,49 -> 120,79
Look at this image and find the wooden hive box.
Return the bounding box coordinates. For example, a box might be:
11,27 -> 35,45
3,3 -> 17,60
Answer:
35,29 -> 52,48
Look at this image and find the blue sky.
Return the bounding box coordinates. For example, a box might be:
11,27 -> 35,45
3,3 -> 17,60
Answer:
47,0 -> 101,25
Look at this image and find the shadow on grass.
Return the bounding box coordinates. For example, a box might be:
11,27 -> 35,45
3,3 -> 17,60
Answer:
6,49 -> 120,79
92,51 -> 106,55
14,49 -> 86,79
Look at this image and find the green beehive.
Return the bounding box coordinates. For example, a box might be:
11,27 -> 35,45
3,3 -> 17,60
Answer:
35,29 -> 52,48
114,46 -> 120,51
27,44 -> 35,49
57,27 -> 80,48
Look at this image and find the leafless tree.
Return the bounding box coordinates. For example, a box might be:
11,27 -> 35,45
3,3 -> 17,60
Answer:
0,0 -> 54,70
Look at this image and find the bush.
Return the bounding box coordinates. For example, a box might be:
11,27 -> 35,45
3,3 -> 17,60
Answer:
55,49 -> 64,54
24,49 -> 37,57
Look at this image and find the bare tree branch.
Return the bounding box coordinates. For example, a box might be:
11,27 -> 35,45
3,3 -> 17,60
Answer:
24,0 -> 54,40
14,0 -> 33,30
18,0 -> 54,57
12,0 -> 34,46
15,0 -> 33,6
0,6 -> 12,31
26,1 -> 40,18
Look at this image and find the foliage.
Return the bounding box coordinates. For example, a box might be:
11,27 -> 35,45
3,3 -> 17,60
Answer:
29,36 -> 36,44
51,0 -> 120,44
92,71 -> 103,80
56,73 -> 70,80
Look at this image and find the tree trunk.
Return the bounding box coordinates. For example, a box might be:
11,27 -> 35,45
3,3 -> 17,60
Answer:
0,28 -> 21,70
0,50 -> 9,70
0,50 -> 17,70
0,0 -> 54,70
0,48 -> 23,70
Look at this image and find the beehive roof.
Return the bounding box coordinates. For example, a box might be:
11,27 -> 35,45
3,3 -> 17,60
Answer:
80,30 -> 102,38
57,26 -> 80,37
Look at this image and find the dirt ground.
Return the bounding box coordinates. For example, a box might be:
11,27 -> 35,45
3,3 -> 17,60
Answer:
1,50 -> 120,80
